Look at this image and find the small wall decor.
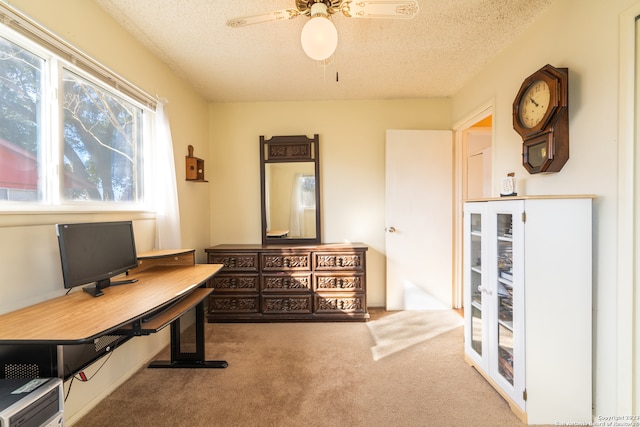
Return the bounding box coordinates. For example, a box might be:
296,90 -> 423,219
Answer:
185,145 -> 207,182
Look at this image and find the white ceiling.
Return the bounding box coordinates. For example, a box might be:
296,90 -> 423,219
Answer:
94,0 -> 556,103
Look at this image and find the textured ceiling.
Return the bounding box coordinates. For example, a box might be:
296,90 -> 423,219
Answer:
95,0 -> 556,102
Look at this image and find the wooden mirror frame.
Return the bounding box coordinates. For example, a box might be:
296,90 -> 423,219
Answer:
260,134 -> 321,245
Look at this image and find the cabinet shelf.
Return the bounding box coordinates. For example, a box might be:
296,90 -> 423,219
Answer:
498,319 -> 513,331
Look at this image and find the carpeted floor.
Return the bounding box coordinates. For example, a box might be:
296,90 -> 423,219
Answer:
367,309 -> 464,361
72,309 -> 541,427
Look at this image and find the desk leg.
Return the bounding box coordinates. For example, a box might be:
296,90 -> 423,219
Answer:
148,300 -> 228,369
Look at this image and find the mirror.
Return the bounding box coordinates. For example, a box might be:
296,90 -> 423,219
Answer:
260,135 -> 321,244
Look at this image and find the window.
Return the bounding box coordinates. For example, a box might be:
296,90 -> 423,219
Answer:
62,69 -> 143,203
0,13 -> 154,210
299,175 -> 316,209
0,36 -> 43,202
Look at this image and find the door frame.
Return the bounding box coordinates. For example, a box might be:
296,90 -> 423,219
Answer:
452,100 -> 495,309
617,2 -> 639,414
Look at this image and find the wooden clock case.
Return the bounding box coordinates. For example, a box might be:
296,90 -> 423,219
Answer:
512,64 -> 569,174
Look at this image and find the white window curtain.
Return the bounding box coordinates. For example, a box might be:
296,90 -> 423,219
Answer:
289,174 -> 304,237
153,100 -> 182,249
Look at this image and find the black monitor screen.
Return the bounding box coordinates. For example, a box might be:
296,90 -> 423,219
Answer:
56,221 -> 138,296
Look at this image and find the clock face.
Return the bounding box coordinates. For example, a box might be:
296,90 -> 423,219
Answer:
518,80 -> 551,129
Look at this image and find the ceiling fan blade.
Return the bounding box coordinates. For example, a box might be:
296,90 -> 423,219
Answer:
226,8 -> 301,28
342,1 -> 420,19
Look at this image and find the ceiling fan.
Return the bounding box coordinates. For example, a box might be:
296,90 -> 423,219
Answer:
226,1 -> 420,61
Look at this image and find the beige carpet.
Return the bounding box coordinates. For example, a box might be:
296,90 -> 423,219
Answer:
73,310 -> 540,427
367,309 -> 465,361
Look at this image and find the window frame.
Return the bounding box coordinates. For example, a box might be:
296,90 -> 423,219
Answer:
0,3 -> 156,214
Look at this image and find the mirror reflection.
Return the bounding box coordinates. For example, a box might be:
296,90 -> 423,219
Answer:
264,162 -> 316,239
260,134 -> 321,244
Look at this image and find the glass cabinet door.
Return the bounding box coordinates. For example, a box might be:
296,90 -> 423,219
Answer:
469,213 -> 483,357
496,213 -> 514,385
465,200 -> 525,412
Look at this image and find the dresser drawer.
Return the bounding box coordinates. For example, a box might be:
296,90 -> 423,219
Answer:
261,295 -> 312,314
209,294 -> 259,314
210,274 -> 259,292
208,252 -> 259,272
314,292 -> 367,315
261,273 -> 312,293
314,272 -> 365,292
313,251 -> 365,271
261,252 -> 311,271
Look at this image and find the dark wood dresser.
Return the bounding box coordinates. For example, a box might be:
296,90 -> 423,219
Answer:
204,243 -> 368,322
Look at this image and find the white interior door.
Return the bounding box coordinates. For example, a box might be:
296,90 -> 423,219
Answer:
385,129 -> 453,310
465,128 -> 492,199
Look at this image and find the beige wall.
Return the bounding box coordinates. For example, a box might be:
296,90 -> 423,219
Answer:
451,0 -> 638,417
1,0 -> 210,423
209,99 -> 451,307
1,0 -> 637,422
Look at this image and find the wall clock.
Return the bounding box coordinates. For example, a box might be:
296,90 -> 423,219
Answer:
513,64 -> 569,174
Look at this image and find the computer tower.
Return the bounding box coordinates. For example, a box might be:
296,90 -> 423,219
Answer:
0,345 -> 58,379
0,336 -> 131,382
0,377 -> 63,427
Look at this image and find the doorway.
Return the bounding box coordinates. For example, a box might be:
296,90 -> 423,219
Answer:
465,119 -> 493,200
452,104 -> 494,308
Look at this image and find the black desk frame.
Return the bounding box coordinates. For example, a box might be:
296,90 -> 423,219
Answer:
148,300 -> 227,369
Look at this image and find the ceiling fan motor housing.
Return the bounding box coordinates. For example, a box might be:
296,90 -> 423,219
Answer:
297,0 -> 343,16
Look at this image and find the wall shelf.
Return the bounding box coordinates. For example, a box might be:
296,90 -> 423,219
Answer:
186,145 -> 208,182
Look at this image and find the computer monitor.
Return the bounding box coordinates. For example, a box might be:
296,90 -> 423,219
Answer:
56,221 -> 138,297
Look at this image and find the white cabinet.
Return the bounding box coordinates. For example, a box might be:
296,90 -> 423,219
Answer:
463,196 -> 593,425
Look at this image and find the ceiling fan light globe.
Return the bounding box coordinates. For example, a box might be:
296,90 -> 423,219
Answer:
300,17 -> 338,61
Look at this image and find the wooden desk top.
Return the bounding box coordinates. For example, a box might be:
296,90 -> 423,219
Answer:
0,264 -> 222,344
137,249 -> 195,259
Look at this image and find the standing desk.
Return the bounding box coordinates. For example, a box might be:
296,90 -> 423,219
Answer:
0,263 -> 227,378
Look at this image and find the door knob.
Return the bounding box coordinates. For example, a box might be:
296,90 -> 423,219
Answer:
478,286 -> 493,296
386,226 -> 397,233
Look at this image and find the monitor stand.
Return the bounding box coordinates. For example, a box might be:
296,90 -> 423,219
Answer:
82,278 -> 138,297
111,279 -> 138,286
83,284 -> 105,297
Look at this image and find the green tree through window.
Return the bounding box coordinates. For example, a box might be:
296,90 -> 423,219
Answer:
0,29 -> 149,208
62,70 -> 142,202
